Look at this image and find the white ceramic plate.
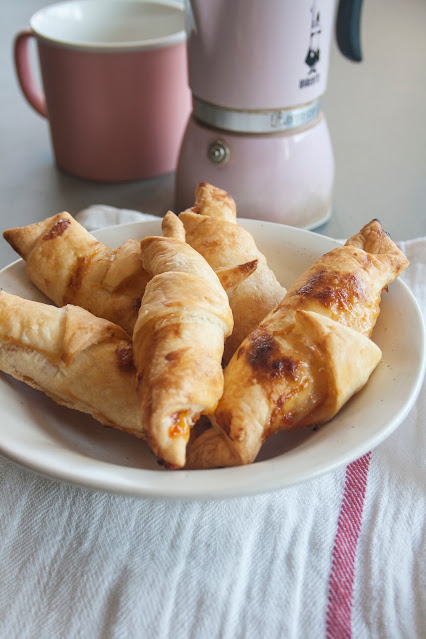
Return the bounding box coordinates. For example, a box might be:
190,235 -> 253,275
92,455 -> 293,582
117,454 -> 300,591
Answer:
0,220 -> 424,499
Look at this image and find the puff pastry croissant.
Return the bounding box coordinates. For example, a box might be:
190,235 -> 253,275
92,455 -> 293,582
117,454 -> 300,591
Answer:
0,291 -> 141,436
187,220 -> 410,468
132,212 -> 233,468
179,182 -> 286,361
3,212 -> 150,335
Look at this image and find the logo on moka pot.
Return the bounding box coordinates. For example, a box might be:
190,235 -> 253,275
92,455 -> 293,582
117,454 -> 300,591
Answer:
300,1 -> 321,88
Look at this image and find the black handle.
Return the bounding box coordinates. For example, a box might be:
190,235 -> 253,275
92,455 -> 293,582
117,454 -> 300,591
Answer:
336,0 -> 364,62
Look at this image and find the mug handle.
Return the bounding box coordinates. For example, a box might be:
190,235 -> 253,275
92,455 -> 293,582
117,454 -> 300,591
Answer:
14,29 -> 47,118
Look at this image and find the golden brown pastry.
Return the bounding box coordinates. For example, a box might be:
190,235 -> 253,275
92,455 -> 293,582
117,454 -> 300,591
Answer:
3,212 -> 150,335
133,212 -> 233,468
0,291 -> 141,436
179,182 -> 286,361
187,220 -> 409,468
187,180 -> 237,222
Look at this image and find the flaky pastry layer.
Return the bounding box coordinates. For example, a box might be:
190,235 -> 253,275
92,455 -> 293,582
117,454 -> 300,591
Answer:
4,212 -> 150,335
133,213 -> 233,468
0,291 -> 141,436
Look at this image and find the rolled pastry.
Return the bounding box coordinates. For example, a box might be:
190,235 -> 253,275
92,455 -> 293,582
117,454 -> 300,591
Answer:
3,212 -> 150,335
132,212 -> 233,468
0,291 -> 141,436
179,182 -> 286,361
187,219 -> 409,468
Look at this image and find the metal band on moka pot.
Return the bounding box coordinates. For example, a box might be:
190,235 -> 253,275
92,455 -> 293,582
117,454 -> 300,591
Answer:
192,97 -> 322,134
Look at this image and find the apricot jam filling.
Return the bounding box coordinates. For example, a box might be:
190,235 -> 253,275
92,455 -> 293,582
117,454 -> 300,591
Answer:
169,411 -> 191,440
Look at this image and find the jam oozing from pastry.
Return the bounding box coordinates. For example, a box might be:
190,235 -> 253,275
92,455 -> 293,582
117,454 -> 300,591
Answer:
267,396 -> 296,434
63,245 -> 102,304
42,217 -> 71,240
62,258 -> 89,305
169,411 -> 192,440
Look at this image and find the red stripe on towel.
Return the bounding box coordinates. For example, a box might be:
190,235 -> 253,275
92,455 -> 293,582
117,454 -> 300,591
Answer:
326,452 -> 371,639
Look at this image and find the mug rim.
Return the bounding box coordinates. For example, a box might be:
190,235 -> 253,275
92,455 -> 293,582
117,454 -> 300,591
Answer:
29,0 -> 186,52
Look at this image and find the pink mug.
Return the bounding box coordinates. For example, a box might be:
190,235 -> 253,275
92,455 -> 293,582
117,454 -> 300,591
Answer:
14,0 -> 191,182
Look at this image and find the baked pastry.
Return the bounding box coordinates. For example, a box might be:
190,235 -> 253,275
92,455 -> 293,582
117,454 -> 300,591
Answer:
3,212 -> 150,335
132,212 -> 233,468
0,291 -> 141,436
187,219 -> 409,468
179,182 -> 286,361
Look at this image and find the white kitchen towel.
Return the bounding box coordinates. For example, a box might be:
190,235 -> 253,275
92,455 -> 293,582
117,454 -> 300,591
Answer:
75,204 -> 159,231
0,232 -> 424,639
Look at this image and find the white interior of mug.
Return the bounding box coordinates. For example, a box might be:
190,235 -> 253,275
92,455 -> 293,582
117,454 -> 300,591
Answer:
30,0 -> 186,51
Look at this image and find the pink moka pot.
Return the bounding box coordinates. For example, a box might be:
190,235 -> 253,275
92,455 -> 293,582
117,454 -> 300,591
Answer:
176,0 -> 363,228
14,0 -> 192,182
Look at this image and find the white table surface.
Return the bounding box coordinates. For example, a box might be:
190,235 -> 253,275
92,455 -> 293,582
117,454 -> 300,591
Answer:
1,0 -> 425,273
